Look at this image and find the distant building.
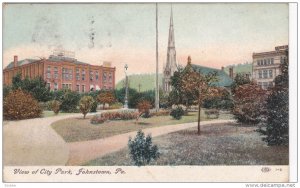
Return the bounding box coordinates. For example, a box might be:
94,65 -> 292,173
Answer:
252,45 -> 288,89
163,8 -> 177,93
3,51 -> 116,92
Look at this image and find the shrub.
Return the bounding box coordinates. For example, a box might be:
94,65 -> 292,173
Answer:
150,110 -> 170,117
90,100 -> 98,112
232,83 -> 268,124
97,91 -> 115,109
90,111 -> 139,124
59,90 -> 80,113
48,100 -> 61,114
170,106 -> 185,120
90,115 -> 108,124
4,89 -> 42,120
137,100 -> 152,118
108,102 -> 123,109
204,109 -> 220,119
128,130 -> 160,166
79,96 -> 95,119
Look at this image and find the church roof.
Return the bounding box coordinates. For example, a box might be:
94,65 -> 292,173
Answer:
191,64 -> 233,87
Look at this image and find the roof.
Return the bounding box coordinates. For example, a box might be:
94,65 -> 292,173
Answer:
191,64 -> 233,87
5,59 -> 38,69
5,55 -> 90,69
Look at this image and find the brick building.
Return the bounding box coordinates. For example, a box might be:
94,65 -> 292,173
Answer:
252,45 -> 288,89
3,53 -> 116,92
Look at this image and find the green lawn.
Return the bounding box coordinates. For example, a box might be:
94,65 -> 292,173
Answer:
51,110 -> 232,143
86,123 -> 288,166
42,111 -> 75,118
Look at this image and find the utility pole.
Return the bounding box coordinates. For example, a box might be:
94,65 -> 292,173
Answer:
155,3 -> 160,112
124,64 -> 128,109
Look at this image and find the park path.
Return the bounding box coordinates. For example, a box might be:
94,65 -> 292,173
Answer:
67,119 -> 235,166
3,111 -> 107,166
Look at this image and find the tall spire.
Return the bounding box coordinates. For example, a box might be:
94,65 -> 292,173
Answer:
163,5 -> 177,93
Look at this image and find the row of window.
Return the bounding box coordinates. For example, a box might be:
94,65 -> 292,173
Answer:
258,69 -> 273,79
47,66 -> 113,82
257,58 -> 274,66
47,82 -> 112,92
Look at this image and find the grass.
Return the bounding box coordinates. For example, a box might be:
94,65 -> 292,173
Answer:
85,123 -> 288,166
51,110 -> 232,143
42,111 -> 75,118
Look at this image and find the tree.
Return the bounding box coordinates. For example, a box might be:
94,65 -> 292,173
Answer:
4,89 -> 42,120
48,100 -> 61,115
128,130 -> 160,166
168,64 -> 196,114
11,73 -> 51,102
231,73 -> 251,93
263,53 -> 289,145
59,90 -> 81,112
79,96 -> 95,119
137,100 -> 152,118
172,57 -> 218,135
97,91 -> 116,109
232,83 -> 268,124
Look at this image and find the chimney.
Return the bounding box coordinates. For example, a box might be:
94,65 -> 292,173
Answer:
221,66 -> 224,71
14,55 -> 18,67
229,67 -> 234,78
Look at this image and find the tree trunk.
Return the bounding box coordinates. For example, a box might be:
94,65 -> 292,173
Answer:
83,113 -> 86,119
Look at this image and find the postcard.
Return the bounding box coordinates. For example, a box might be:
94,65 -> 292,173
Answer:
2,2 -> 296,184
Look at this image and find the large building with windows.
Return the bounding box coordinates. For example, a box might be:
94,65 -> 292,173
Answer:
252,45 -> 288,89
3,52 -> 116,92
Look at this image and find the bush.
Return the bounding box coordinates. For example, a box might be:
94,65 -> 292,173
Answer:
150,110 -> 170,117
48,100 -> 61,114
108,102 -> 123,109
204,109 -> 220,119
59,90 -> 80,113
128,130 -> 160,166
90,100 -> 98,112
90,111 -> 139,124
97,91 -> 116,109
263,89 -> 289,145
137,100 -> 152,118
90,115 -> 108,124
232,83 -> 268,124
4,89 -> 42,120
170,106 -> 185,120
79,96 -> 95,119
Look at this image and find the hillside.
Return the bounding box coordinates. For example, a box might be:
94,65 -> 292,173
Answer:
116,74 -> 163,92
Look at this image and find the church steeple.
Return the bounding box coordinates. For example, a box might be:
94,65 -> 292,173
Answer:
163,6 -> 177,93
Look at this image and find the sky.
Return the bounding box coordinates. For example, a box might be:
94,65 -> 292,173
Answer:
3,3 -> 289,82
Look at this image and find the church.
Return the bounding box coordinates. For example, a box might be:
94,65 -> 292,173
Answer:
162,8 -> 233,93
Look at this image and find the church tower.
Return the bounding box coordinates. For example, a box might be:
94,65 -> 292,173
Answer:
163,7 -> 177,93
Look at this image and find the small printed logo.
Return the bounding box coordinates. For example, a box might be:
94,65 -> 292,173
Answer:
261,167 -> 271,173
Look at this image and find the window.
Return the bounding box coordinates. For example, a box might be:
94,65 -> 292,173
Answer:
69,69 -> 73,80
76,68 -> 80,81
47,83 -> 50,88
269,70 -> 273,78
257,60 -> 260,66
103,72 -> 107,82
54,67 -> 58,79
90,71 -> 94,81
258,70 -> 262,78
271,58 -> 274,64
47,66 -> 51,73
264,59 -> 267,65
95,71 -> 99,81
76,85 -> 80,92
82,85 -> 85,92
82,70 -> 85,81
263,70 -> 268,78
267,59 -> 270,65
47,72 -> 51,78
109,72 -> 112,82
54,83 -> 58,91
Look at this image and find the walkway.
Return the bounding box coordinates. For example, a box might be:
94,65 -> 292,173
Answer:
3,111 -> 103,166
67,119 -> 235,165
